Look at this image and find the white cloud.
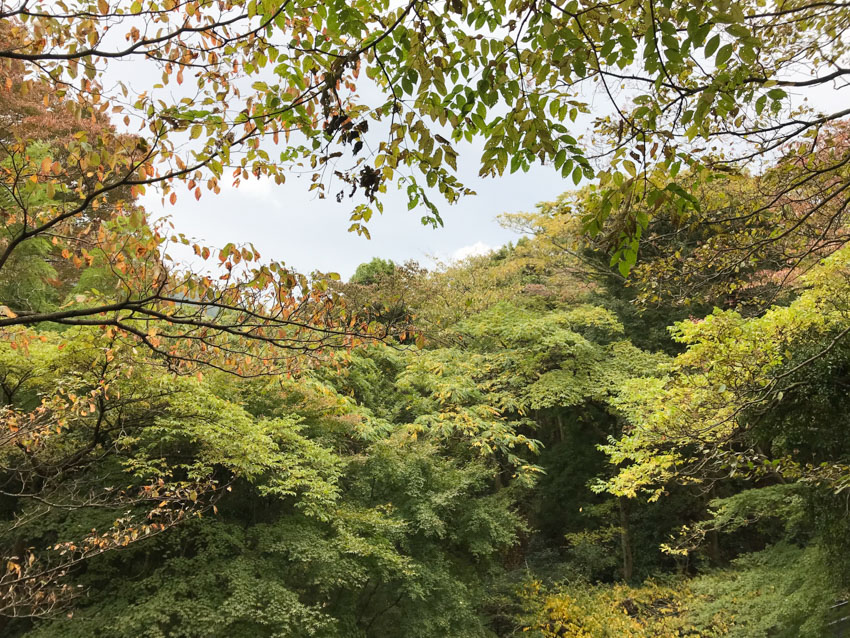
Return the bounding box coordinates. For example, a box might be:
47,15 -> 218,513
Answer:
452,241 -> 492,261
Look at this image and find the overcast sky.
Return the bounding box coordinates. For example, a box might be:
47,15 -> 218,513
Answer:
140,146 -> 574,280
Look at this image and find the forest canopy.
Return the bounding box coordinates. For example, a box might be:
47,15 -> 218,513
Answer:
1,0 -> 850,636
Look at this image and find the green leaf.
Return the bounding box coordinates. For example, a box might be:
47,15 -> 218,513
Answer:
572,165 -> 583,185
715,44 -> 735,65
704,34 -> 721,57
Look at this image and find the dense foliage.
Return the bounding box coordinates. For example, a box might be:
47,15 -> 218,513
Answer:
2,0 -> 850,636
6,201 -> 850,635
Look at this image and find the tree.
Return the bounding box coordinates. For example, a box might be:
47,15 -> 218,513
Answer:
508,121 -> 850,314
2,0 -> 845,273
584,125 -> 850,310
0,22 -> 398,379
350,258 -> 397,286
602,241 -> 850,499
592,240 -> 850,636
1,0 -> 846,368
0,325 -> 347,624
2,3 -> 850,628
3,329 -> 529,637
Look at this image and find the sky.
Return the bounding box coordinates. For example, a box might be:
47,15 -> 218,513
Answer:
140,144 -> 573,280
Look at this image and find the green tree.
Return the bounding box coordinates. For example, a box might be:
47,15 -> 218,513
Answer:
350,258 -> 397,285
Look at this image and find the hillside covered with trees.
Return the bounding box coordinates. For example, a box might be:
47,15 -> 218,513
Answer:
1,0 -> 850,636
